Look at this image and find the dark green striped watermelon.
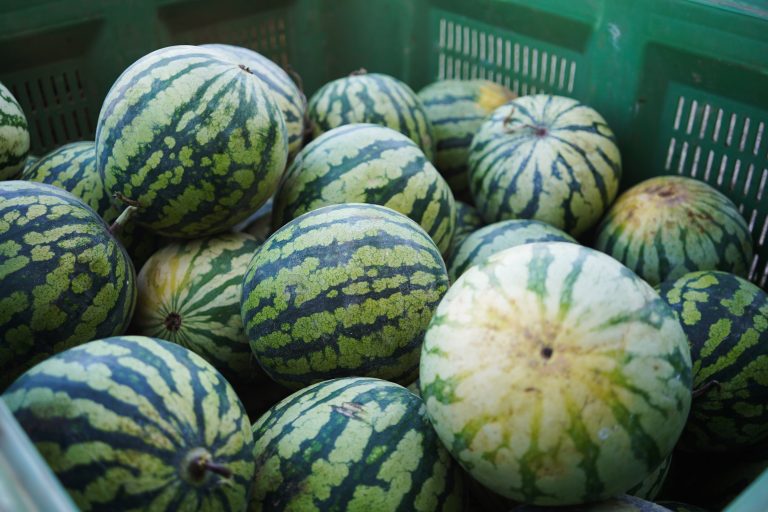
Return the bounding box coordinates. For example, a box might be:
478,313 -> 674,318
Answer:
0,181 -> 136,390
308,71 -> 436,161
21,140 -> 160,269
241,203 -> 449,390
2,335 -> 254,511
22,154 -> 39,173
446,201 -> 483,262
627,456 -> 672,501
96,45 -> 288,238
448,219 -> 576,281
418,79 -> 515,194
272,123 -> 456,254
202,44 -> 306,159
132,232 -> 263,385
249,377 -> 464,511
511,495 -> 673,511
658,270 -> 768,451
468,95 -> 621,236
421,242 -> 692,505
0,82 -> 30,180
595,176 -> 753,286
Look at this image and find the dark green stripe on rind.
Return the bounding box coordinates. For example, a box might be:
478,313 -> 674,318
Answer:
448,219 -> 576,281
595,176 -> 753,286
659,270 -> 768,451
242,203 -> 449,389
0,181 -> 137,390
467,95 -> 621,237
249,377 -> 463,512
308,72 -> 436,162
95,45 -> 288,238
2,336 -> 254,512
202,44 -> 306,159
0,82 -> 31,180
272,123 -> 456,254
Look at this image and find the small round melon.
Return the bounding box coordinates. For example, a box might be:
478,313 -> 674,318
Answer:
0,82 -> 30,180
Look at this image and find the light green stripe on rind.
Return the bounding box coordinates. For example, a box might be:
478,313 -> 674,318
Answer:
132,232 -> 262,384
241,203 -> 449,390
308,72 -> 436,162
418,80 -> 515,194
272,123 -> 456,254
2,336 -> 254,511
420,242 -> 692,506
0,181 -> 137,390
448,219 -> 576,282
249,377 -> 464,512
467,95 -> 621,237
0,82 -> 31,180
445,201 -> 483,266
595,176 -> 753,286
95,45 -> 288,238
202,44 -> 306,159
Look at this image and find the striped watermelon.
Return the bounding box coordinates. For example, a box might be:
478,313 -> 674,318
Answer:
420,242 -> 692,505
241,203 -> 449,390
418,79 -> 515,194
595,176 -> 753,286
468,95 -> 621,236
95,45 -> 288,238
448,219 -> 576,281
627,456 -> 672,501
202,44 -> 306,159
0,181 -> 136,390
0,82 -> 30,180
22,154 -> 39,172
132,232 -> 263,385
272,123 -> 456,254
2,336 -> 254,511
249,377 -> 464,511
511,495 -> 673,511
308,71 -> 436,161
658,270 -> 768,451
21,141 -> 159,269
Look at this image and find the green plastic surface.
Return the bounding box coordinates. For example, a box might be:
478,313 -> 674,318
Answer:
0,0 -> 767,507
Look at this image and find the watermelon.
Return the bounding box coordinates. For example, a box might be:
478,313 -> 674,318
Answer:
249,377 -> 464,511
202,44 -> 306,159
420,242 -> 692,505
2,336 -> 254,511
308,71 -> 436,161
22,154 -> 39,173
95,45 -> 288,238
595,176 -> 753,286
418,79 -> 515,194
132,232 -> 263,385
0,82 -> 30,180
655,503 -> 708,512
627,456 -> 672,501
271,123 -> 456,254
467,95 -> 621,236
446,201 -> 483,262
0,181 -> 136,390
511,495 -> 673,511
241,203 -> 449,390
448,219 -> 576,282
658,270 -> 768,451
21,141 -> 160,269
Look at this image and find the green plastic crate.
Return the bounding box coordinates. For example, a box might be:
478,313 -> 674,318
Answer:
1,0 -> 767,509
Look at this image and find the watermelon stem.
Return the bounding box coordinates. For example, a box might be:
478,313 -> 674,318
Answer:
238,64 -> 253,74
109,205 -> 138,235
201,460 -> 233,479
349,68 -> 368,76
186,449 -> 233,481
692,380 -> 721,399
502,107 -> 548,137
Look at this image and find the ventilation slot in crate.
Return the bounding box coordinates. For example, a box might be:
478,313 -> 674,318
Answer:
435,15 -> 578,97
7,67 -> 94,154
663,92 -> 768,288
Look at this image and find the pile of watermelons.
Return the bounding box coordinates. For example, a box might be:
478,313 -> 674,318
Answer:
0,43 -> 766,512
